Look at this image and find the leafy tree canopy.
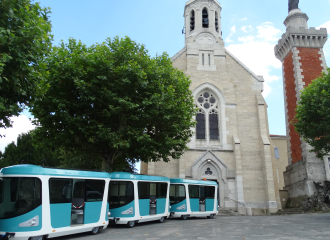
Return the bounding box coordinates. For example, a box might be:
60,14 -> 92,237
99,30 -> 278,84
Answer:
0,131 -> 59,168
0,0 -> 52,129
31,37 -> 196,171
293,68 -> 330,159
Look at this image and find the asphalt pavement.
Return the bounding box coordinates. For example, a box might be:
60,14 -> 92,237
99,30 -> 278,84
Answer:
56,213 -> 330,240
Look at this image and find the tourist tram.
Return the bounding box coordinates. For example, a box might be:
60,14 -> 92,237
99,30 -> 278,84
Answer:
0,165 -> 218,239
0,165 -> 110,240
108,172 -> 170,227
169,178 -> 218,219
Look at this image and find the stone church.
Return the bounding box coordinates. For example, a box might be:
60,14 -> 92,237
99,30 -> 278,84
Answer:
141,0 -> 288,215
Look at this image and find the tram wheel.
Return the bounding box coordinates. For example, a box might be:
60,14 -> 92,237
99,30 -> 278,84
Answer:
91,227 -> 100,235
181,215 -> 188,220
159,216 -> 165,223
127,221 -> 136,228
208,214 -> 214,219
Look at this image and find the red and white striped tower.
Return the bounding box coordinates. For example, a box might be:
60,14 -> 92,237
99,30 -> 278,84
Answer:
274,3 -> 328,197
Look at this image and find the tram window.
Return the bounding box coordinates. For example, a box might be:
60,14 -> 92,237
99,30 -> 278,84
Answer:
170,185 -> 185,204
86,180 -> 105,202
138,182 -> 150,199
0,177 -> 41,220
206,186 -> 215,199
157,183 -> 168,198
109,181 -> 134,209
10,178 -> 18,202
49,178 -> 72,204
188,185 -> 199,198
0,179 -> 3,204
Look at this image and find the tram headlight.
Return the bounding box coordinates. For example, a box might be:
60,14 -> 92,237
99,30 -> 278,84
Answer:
108,212 -> 111,217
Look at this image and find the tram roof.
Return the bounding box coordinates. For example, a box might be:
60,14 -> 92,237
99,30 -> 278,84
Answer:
0,164 -> 110,179
170,178 -> 218,186
110,172 -> 169,182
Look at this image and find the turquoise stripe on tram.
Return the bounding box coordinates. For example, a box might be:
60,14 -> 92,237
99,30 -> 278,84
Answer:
50,203 -> 71,228
139,199 -> 150,216
190,198 -> 199,212
156,198 -> 166,214
109,201 -> 135,218
0,206 -> 42,232
170,199 -> 187,213
84,202 -> 102,224
206,199 -> 215,211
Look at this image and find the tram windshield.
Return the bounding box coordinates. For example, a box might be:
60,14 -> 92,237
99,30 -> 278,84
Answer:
0,177 -> 42,219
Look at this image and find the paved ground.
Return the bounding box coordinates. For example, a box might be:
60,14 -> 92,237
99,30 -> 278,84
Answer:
57,213 -> 330,240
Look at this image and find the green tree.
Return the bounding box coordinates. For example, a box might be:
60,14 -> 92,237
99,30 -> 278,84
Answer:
293,68 -> 330,158
31,37 -> 196,171
0,0 -> 52,129
0,131 -> 59,168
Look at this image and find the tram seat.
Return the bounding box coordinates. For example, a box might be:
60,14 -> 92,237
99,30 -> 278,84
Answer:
72,198 -> 85,209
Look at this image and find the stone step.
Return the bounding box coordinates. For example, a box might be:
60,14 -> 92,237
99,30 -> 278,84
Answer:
272,208 -> 305,215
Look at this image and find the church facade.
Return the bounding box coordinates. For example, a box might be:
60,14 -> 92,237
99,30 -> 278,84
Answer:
141,0 -> 284,215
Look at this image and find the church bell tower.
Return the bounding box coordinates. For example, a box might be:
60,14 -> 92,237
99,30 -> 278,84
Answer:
275,0 -> 328,197
184,0 -> 225,71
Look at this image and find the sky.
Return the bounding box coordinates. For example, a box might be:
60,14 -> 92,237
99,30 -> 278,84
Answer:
1,0 -> 330,157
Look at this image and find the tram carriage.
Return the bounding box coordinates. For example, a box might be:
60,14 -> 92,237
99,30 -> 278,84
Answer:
108,172 -> 170,228
0,165 -> 110,240
169,178 -> 218,219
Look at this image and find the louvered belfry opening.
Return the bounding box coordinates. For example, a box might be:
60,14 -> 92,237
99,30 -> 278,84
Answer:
190,10 -> 195,31
202,8 -> 209,28
215,11 -> 219,32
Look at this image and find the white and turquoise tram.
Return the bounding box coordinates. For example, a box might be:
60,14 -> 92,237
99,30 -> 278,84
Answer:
169,179 -> 218,219
108,173 -> 170,227
0,165 -> 110,240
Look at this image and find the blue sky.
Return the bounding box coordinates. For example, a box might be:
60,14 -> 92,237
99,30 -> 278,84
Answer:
1,0 -> 330,153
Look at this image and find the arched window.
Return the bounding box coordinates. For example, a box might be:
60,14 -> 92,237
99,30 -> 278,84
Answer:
202,8 -> 209,28
190,10 -> 195,31
196,91 -> 219,140
215,11 -> 219,32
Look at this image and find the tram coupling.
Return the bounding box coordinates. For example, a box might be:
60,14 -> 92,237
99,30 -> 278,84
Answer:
109,218 -> 120,225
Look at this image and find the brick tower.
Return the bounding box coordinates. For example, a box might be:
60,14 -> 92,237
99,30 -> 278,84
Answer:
274,1 -> 328,197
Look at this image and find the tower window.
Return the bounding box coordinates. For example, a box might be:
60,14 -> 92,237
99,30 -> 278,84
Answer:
202,8 -> 209,28
202,54 -> 204,65
215,11 -> 219,32
190,10 -> 195,31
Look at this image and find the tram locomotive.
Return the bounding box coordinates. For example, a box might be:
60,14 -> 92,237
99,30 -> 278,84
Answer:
0,165 -> 218,239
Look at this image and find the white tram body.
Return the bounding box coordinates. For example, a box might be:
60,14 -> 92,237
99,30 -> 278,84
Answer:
169,178 -> 219,219
0,165 -> 110,240
108,172 -> 170,227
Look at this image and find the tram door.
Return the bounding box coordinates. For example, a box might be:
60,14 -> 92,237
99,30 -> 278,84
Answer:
199,186 -> 206,212
71,180 -> 85,225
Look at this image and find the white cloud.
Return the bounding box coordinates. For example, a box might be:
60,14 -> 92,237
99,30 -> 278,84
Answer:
225,25 -> 236,43
257,22 -> 281,42
226,22 -> 282,98
241,18 -> 247,21
317,21 -> 330,30
0,115 -> 35,152
241,25 -> 253,33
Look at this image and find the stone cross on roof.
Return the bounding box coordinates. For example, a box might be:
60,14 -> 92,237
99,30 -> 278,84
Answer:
289,0 -> 299,13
